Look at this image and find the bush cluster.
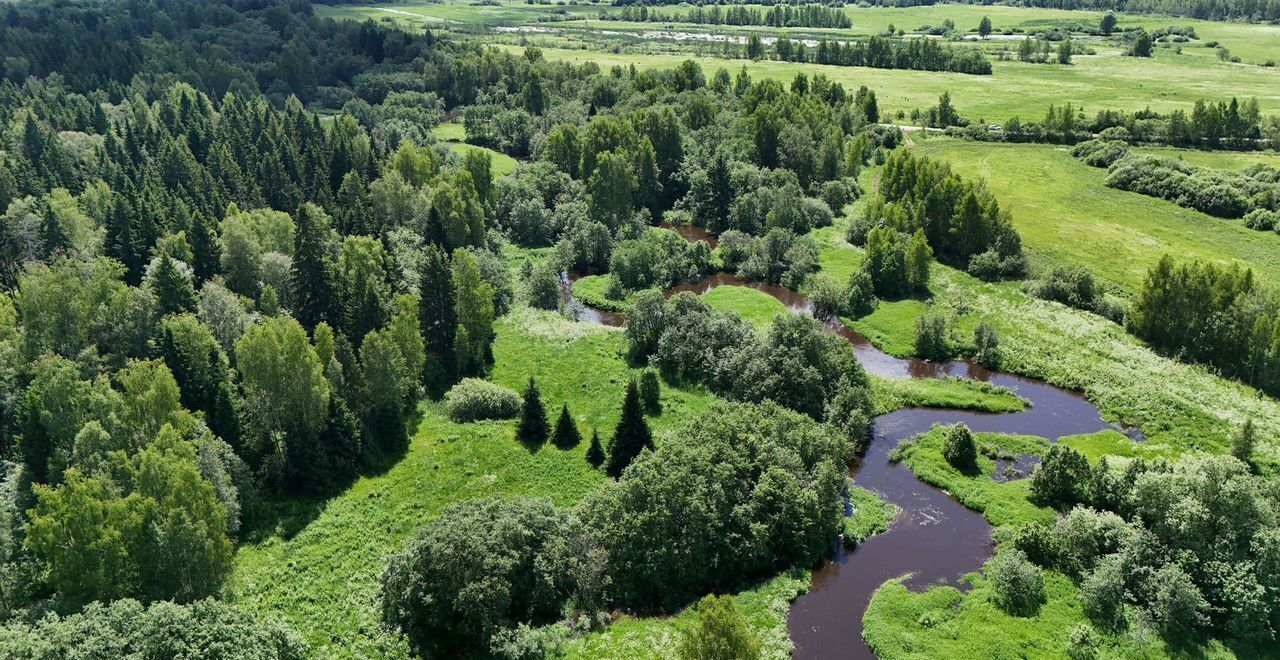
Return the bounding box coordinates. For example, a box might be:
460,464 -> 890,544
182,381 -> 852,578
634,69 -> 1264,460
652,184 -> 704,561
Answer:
443,378 -> 522,422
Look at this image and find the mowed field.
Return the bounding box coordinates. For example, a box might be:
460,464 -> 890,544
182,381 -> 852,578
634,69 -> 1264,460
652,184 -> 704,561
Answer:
910,137 -> 1280,291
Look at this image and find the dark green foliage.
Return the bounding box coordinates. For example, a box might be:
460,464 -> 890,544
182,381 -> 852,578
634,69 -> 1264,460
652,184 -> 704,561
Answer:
380,498 -> 595,654
157,315 -> 242,451
583,402 -> 848,610
1130,256 -> 1280,396
516,377 -> 549,446
677,595 -> 762,660
150,253 -> 197,317
552,404 -> 582,449
607,380 -> 653,478
1103,155 -> 1266,218
941,423 -> 977,471
868,150 -> 1026,278
0,598 -> 307,659
527,265 -> 561,311
586,429 -> 606,468
1030,444 -> 1091,508
291,203 -> 341,330
1129,29 -> 1154,57
914,313 -> 950,360
1032,265 -> 1100,311
639,368 -> 662,414
1232,418 -> 1257,464
419,245 -> 457,394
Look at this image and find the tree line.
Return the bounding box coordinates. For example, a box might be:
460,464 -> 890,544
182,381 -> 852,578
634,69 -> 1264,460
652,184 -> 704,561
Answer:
605,3 -> 853,28
748,34 -> 993,75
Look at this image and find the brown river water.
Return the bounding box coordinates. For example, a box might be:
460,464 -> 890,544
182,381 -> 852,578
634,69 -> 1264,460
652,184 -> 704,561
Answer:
559,235 -> 1131,658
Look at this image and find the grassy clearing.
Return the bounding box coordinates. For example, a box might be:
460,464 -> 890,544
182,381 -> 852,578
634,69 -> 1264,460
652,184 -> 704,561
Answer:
845,485 -> 901,546
892,428 -> 1055,529
228,309 -> 720,657
701,284 -> 789,329
446,141 -> 519,177
1130,145 -> 1280,170
563,570 -> 810,660
570,274 -> 634,312
503,43 -> 1280,122
872,376 -> 1027,415
911,138 -> 1280,292
814,220 -> 1280,471
431,121 -> 467,142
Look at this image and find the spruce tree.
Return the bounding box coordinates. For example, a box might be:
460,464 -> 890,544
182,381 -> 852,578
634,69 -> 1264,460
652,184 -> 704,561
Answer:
1232,418 -> 1256,465
586,429 -> 605,468
291,202 -> 341,330
516,377 -> 549,445
552,404 -> 581,449
189,211 -> 220,284
39,197 -> 69,258
152,253 -> 197,317
607,380 -> 653,478
419,245 -> 457,393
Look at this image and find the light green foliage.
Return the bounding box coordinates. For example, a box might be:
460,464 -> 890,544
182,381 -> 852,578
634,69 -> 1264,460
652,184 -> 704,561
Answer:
26,428 -> 232,605
442,378 -> 521,422
0,598 -> 307,659
451,248 -> 495,375
844,485 -> 899,546
700,285 -> 788,330
677,595 -> 762,660
985,549 -> 1045,616
234,316 -> 330,467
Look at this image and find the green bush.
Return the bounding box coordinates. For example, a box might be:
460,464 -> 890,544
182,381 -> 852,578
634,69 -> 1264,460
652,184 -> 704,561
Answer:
984,549 -> 1044,616
941,423 -> 977,470
0,598 -> 307,659
443,378 -> 521,422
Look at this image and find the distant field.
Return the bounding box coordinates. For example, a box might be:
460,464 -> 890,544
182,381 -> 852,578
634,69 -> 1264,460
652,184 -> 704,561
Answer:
1129,145 -> 1280,169
494,43 -> 1280,122
911,138 -> 1280,291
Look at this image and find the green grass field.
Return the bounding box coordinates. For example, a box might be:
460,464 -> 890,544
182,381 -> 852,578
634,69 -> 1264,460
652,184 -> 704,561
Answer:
813,216 -> 1280,468
430,121 -> 521,176
701,284 -> 788,329
228,308 -> 721,657
503,42 -> 1280,122
909,138 -> 1280,292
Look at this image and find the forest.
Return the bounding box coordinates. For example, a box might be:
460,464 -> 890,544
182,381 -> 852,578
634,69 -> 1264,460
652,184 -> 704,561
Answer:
0,0 -> 1278,659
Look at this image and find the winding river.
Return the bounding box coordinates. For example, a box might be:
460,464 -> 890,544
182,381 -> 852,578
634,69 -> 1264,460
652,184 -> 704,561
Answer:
562,263 -> 1130,659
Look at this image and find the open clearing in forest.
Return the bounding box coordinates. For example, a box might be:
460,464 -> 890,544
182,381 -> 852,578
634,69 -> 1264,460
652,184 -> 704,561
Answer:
909,137 -> 1280,292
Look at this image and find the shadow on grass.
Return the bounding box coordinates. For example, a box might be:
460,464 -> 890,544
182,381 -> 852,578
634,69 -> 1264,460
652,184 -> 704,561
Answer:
239,408 -> 424,544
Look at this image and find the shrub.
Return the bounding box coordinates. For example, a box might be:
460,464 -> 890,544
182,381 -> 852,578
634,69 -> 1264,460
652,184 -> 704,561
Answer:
639,368 -> 661,414
381,498 -> 597,654
914,313 -> 950,360
985,549 -> 1044,616
1031,265 -> 1098,311
973,321 -> 1000,366
0,598 -> 308,659
677,595 -> 761,660
1080,555 -> 1127,631
941,423 -> 978,471
1030,444 -> 1091,508
1071,139 -> 1129,168
1243,208 -> 1277,231
443,378 -> 521,422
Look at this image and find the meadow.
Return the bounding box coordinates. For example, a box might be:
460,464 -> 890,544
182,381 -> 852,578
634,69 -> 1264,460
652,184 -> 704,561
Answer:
909,137 -> 1280,292
320,1 -> 1280,120
432,122 -> 520,176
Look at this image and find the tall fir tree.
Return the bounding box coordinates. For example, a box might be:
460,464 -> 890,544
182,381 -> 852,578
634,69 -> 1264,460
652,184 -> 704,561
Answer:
586,429 -> 606,468
151,253 -> 197,317
189,211 -> 220,284
39,197 -> 69,258
552,404 -> 581,449
291,202 -> 341,330
607,380 -> 653,478
419,245 -> 457,393
516,377 -> 549,445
